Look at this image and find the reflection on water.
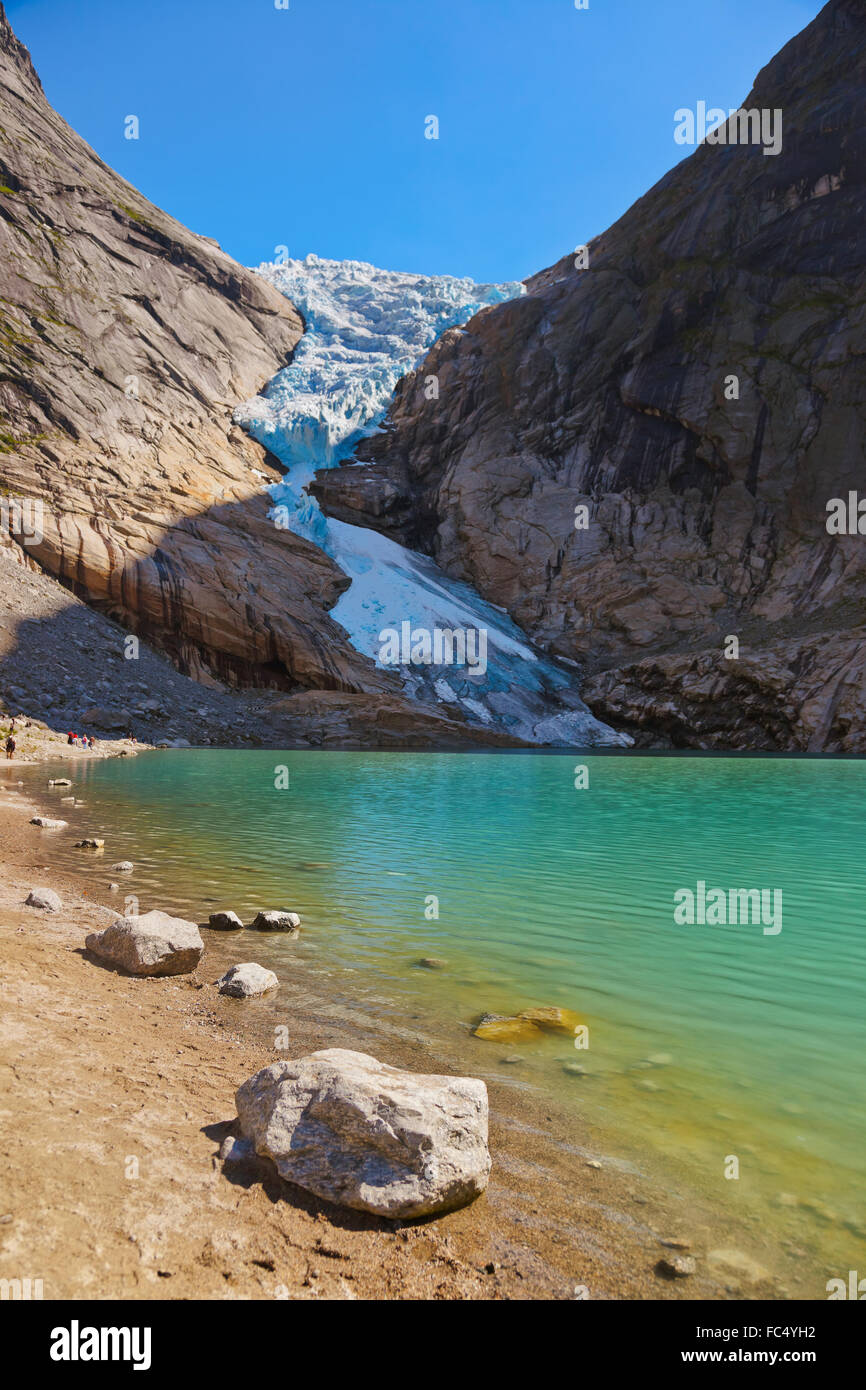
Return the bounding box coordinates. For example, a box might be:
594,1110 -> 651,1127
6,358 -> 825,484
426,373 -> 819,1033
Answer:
30,750 -> 866,1282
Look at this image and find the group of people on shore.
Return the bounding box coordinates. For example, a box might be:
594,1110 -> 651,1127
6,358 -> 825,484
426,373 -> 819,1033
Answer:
3,718 -> 99,760
67,731 -> 97,750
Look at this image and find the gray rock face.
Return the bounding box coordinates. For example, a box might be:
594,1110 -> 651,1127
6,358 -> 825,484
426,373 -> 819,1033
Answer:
25,886 -> 62,911
250,910 -> 300,932
235,1048 -> 491,1218
208,909 -> 243,931
218,962 -> 279,997
314,0 -> 866,752
81,708 -> 130,731
85,910 -> 204,976
0,5 -> 396,698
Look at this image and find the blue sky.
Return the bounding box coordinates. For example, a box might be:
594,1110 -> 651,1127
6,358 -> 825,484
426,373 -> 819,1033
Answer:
8,0 -> 818,283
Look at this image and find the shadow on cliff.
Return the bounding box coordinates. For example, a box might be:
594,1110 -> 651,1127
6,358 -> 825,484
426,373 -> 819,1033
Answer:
0,484 -> 519,751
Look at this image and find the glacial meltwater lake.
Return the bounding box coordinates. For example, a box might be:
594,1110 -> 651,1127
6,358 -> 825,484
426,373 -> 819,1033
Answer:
32,750 -> 866,1288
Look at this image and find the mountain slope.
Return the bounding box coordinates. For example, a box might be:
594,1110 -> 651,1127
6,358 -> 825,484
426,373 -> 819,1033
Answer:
314,0 -> 866,750
0,2 -> 391,695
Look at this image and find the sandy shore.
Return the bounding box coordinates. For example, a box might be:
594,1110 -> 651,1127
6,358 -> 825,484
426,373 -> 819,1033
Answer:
0,770 -> 800,1301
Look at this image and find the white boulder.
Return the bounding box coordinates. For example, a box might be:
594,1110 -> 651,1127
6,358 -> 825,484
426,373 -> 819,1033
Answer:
85,910 -> 204,977
25,887 -> 62,912
235,1048 -> 490,1219
218,963 -> 279,998
30,816 -> 67,829
250,909 -> 300,932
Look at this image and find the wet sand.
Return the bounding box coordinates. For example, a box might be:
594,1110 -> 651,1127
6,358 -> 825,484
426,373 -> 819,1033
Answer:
0,772 -> 807,1301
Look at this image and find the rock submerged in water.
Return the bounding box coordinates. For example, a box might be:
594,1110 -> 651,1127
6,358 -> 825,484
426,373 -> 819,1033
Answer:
74,838 -> 104,849
706,1248 -> 769,1286
208,909 -> 243,931
250,909 -> 300,933
110,860 -> 134,873
473,1004 -> 582,1044
235,1048 -> 490,1218
417,956 -> 447,970
85,910 -> 204,977
517,1006 -> 582,1036
218,962 -> 279,998
473,1015 -> 542,1044
25,887 -> 62,912
30,816 -> 67,829
47,778 -> 71,787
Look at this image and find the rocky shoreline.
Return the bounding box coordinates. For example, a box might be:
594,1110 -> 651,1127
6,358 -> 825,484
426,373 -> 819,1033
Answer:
0,768 -> 818,1301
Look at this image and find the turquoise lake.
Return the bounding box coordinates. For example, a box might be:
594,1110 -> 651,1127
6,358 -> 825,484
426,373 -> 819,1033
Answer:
34,750 -> 866,1282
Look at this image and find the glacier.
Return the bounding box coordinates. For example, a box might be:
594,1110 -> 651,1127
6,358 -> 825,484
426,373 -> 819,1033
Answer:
233,253 -> 628,747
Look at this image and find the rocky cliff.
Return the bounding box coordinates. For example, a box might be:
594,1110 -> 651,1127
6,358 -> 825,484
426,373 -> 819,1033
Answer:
314,0 -> 866,750
0,2 -> 396,697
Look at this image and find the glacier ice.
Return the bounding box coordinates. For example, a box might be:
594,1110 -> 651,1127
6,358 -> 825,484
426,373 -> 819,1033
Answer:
234,253 -> 629,747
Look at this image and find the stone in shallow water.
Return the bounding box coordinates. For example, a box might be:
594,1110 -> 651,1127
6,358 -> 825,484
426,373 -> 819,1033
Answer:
250,909 -> 300,932
30,816 -> 67,829
74,838 -> 104,849
517,1006 -> 582,1036
473,1016 -> 543,1044
208,910 -> 243,931
417,956 -> 447,970
218,963 -> 278,998
85,910 -> 203,977
235,1048 -> 490,1219
706,1248 -> 769,1285
25,887 -> 62,912
111,860 -> 134,872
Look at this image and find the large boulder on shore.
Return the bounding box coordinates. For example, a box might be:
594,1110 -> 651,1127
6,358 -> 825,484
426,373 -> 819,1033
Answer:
85,910 -> 204,976
218,962 -> 278,998
25,887 -> 62,911
235,1048 -> 490,1219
